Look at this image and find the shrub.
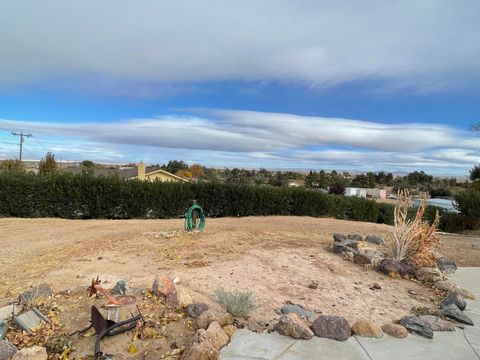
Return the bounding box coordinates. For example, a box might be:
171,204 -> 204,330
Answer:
214,288 -> 256,317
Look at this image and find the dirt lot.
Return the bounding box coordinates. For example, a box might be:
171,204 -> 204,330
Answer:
0,216 -> 479,357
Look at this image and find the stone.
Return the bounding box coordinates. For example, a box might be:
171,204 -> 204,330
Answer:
332,240 -> 358,254
11,346 -> 47,360
110,279 -> 128,295
353,252 -> 372,265
433,281 -> 476,300
152,275 -> 176,298
311,315 -> 351,341
195,310 -> 234,330
415,268 -> 442,283
399,316 -> 433,339
175,286 -> 194,308
442,304 -> 474,326
205,321 -> 230,349
333,233 -> 347,242
418,315 -> 456,331
0,304 -> 20,321
185,303 -> 209,318
365,235 -> 385,245
436,258 -> 457,274
181,329 -> 219,360
13,308 -> 49,334
222,325 -> 236,338
0,340 -> 17,360
280,305 -> 317,322
274,313 -> 314,340
381,323 -> 408,338
0,320 -> 7,340
378,259 -> 416,278
308,280 -> 318,289
18,284 -> 53,305
347,234 -> 363,241
442,292 -> 467,311
351,319 -> 383,338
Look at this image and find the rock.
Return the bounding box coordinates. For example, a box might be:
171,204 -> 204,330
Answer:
415,268 -> 442,283
442,304 -> 474,326
399,316 -> 433,339
13,308 -> 49,334
280,305 -> 317,322
0,320 -> 7,340
181,329 -> 219,360
274,313 -> 314,340
381,323 -> 408,338
0,340 -> 17,360
418,315 -> 456,331
19,284 -> 53,304
365,235 -> 385,245
332,240 -> 358,254
436,258 -> 457,274
195,310 -> 234,330
0,304 -> 20,321
378,259 -> 415,278
347,234 -> 363,241
311,315 -> 351,341
152,275 -> 176,298
442,292 -> 467,311
205,321 -> 230,349
354,252 -> 372,265
110,279 -> 128,295
185,303 -> 209,318
333,234 -> 347,242
308,280 -> 318,289
175,286 -> 194,308
11,346 -> 47,360
351,319 -> 383,338
222,324 -> 236,338
434,281 -> 476,300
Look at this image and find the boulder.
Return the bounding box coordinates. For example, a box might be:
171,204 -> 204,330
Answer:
333,234 -> 347,242
381,323 -> 408,338
195,310 -> 234,330
222,325 -> 236,338
274,313 -> 314,340
205,321 -> 230,349
11,346 -> 47,360
332,240 -> 358,254
280,305 -> 317,322
415,268 -> 442,283
347,234 -> 363,241
378,259 -> 415,278
442,304 -> 474,326
185,303 -> 209,318
175,286 -> 194,308
351,319 -> 383,338
418,315 -> 456,331
152,275 -> 176,298
0,340 -> 17,360
399,316 -> 433,339
442,292 -> 466,311
434,281 -> 476,300
353,252 -> 372,265
19,284 -> 53,305
436,258 -> 457,274
365,235 -> 385,245
311,315 -> 351,341
110,279 -> 128,295
181,329 -> 219,360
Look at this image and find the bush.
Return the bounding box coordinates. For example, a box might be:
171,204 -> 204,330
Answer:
214,288 -> 256,317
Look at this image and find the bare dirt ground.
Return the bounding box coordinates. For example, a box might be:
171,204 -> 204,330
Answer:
0,216 -> 479,357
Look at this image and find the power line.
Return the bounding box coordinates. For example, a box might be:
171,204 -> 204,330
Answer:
11,132 -> 32,163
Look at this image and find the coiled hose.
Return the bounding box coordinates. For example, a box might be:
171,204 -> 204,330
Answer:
185,204 -> 205,231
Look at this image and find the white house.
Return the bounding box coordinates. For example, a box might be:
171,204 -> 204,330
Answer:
345,187 -> 367,198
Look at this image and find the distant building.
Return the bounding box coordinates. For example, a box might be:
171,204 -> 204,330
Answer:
131,162 -> 188,182
366,188 -> 387,199
345,187 -> 386,199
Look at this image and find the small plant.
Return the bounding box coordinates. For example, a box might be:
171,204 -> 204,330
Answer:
214,288 -> 256,317
389,189 -> 441,267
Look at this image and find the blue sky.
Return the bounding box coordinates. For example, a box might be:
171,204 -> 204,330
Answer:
1,1 -> 479,175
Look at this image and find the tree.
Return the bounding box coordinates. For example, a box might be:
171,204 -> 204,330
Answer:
0,159 -> 23,171
470,164 -> 480,182
39,152 -> 58,175
329,182 -> 345,195
80,160 -> 95,175
162,160 -> 189,174
189,164 -> 206,178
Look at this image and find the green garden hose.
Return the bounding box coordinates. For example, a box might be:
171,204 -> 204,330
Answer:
185,204 -> 205,231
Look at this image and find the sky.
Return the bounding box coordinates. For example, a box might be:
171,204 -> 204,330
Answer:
1,1 -> 480,175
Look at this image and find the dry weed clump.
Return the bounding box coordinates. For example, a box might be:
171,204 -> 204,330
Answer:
389,190 -> 441,267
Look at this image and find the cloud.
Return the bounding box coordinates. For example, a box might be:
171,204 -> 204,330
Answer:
1,109 -> 479,174
1,1 -> 479,94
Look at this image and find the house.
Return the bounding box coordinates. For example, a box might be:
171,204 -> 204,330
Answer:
345,187 -> 386,199
345,187 -> 367,198
366,188 -> 387,199
131,162 -> 188,182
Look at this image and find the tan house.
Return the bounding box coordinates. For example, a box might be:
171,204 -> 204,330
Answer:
132,162 -> 188,182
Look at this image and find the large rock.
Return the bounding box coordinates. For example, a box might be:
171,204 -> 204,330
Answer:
332,240 -> 358,254
195,310 -> 234,330
378,259 -> 415,278
110,279 -> 128,295
11,346 -> 47,360
274,313 -> 314,340
434,281 -> 476,300
415,268 -> 442,283
399,316 -> 433,339
185,303 -> 209,318
175,286 -> 194,308
311,315 -> 351,341
442,292 -> 466,311
353,252 -> 372,265
333,234 -> 347,242
205,321 -> 230,349
181,329 -> 219,360
347,234 -> 363,241
152,275 -> 175,298
436,258 -> 457,274
351,319 -> 383,338
365,235 -> 385,245
19,284 -> 53,305
0,340 -> 17,360
418,315 -> 456,331
381,323 -> 408,338
442,304 -> 474,326
280,305 -> 317,322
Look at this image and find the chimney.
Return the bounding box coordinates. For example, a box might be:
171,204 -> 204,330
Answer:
138,161 -> 146,180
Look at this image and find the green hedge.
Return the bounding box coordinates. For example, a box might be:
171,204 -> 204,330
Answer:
0,171 -> 457,231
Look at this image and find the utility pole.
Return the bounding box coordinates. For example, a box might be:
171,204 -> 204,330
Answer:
11,132 -> 32,163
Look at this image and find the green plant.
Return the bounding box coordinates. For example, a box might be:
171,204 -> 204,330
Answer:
214,288 -> 256,317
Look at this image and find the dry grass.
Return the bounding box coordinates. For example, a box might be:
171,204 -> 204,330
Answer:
389,190 -> 441,267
